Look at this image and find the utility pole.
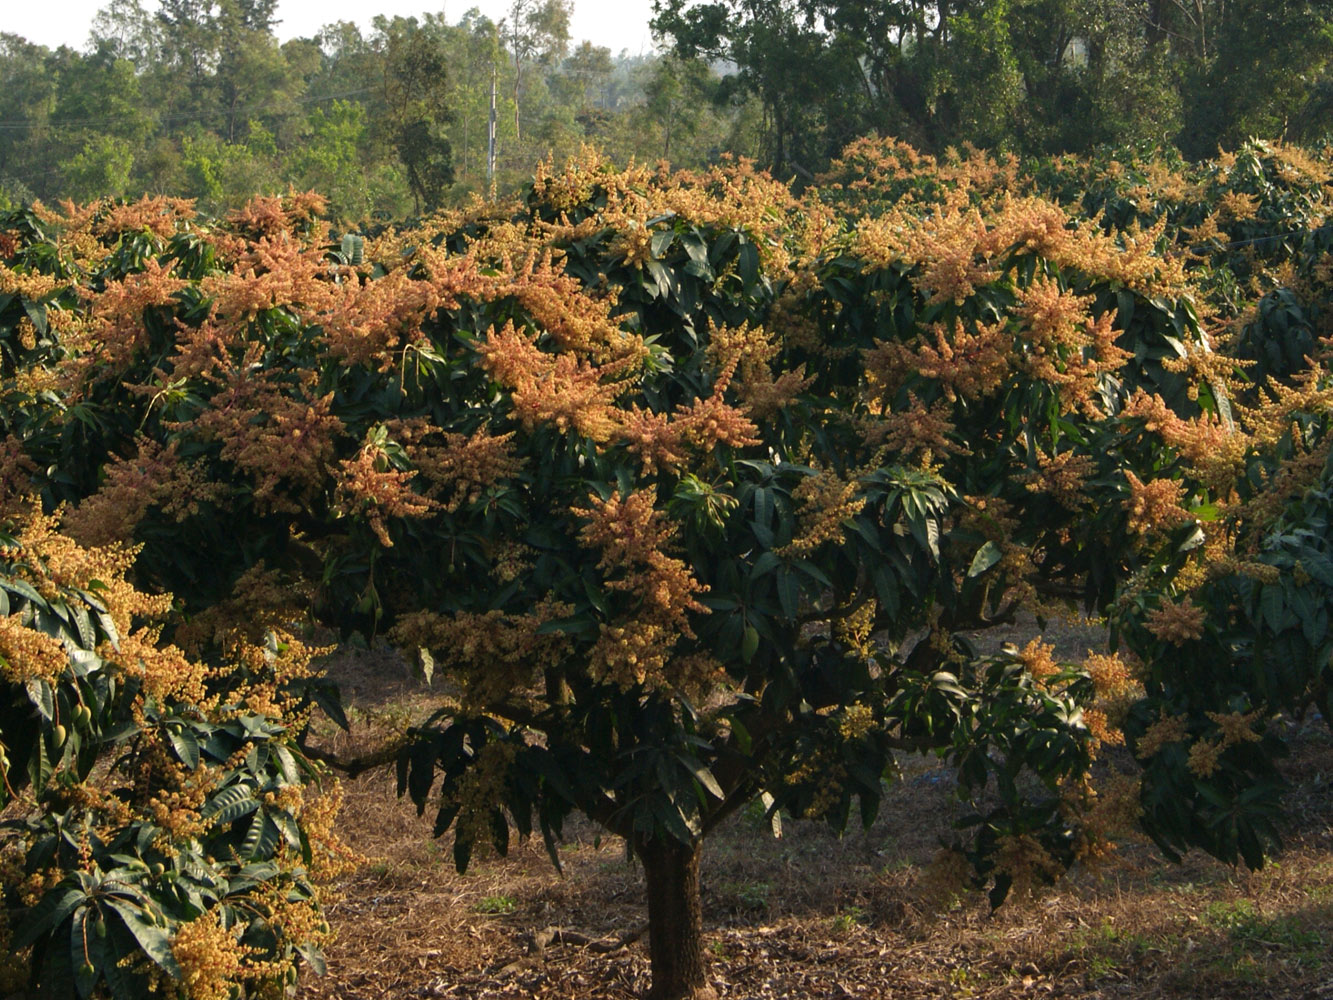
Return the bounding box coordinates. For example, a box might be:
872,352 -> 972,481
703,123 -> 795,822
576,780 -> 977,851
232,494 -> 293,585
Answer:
487,58 -> 498,200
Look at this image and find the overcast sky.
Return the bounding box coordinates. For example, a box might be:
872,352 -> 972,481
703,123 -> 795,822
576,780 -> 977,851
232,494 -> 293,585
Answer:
5,0 -> 662,56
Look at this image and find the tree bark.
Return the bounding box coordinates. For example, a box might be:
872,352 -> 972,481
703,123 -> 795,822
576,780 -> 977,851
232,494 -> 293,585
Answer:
633,836 -> 716,1000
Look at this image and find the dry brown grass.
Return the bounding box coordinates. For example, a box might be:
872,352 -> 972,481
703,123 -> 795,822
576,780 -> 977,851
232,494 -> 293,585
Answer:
297,643 -> 1333,1000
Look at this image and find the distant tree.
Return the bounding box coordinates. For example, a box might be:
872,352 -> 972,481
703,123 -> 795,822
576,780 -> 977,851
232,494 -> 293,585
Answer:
90,0 -> 164,65
63,134 -> 134,200
653,0 -> 865,178
504,0 -> 572,142
285,100 -> 370,221
0,34 -> 55,201
381,21 -> 456,213
640,55 -> 713,160
1177,0 -> 1333,156
559,40 -> 614,110
442,12 -> 506,187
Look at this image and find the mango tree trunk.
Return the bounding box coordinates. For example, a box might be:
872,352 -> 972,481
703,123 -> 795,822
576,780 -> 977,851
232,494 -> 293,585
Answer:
632,835 -> 716,1000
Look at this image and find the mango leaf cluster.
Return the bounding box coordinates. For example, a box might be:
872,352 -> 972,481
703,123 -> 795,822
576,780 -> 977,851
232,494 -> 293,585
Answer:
0,514 -> 339,998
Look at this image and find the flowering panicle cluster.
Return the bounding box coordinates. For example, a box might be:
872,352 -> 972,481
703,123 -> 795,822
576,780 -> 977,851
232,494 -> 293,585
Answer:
94,195 -> 197,240
488,539 -> 534,583
1121,389 -> 1251,494
707,320 -> 813,419
190,364 -> 341,510
0,613 -> 69,685
530,145 -> 625,214
993,833 -> 1064,901
72,257 -> 187,373
1122,470 -> 1194,537
572,490 -> 709,689
171,912 -> 255,1000
854,200 -> 1000,304
610,221 -> 654,269
333,440 -> 435,547
1015,638 -> 1062,685
227,631 -> 328,720
777,467 -> 867,557
170,875 -> 330,1000
742,367 -> 815,421
659,157 -> 800,271
172,563 -> 311,660
1180,211 -> 1229,256
1077,773 -> 1144,853
479,321 -> 627,442
705,320 -> 774,381
616,405 -> 689,476
1161,336 -> 1250,398
484,250 -> 640,359
200,237 -> 337,335
783,747 -> 846,818
227,191 -> 329,239
573,490 -> 706,623
1082,649 -> 1141,751
142,747 -> 220,841
1209,710 -> 1263,747
906,318 -> 1013,402
28,199 -> 104,266
1020,450 -> 1096,510
860,337 -> 913,402
389,599 -> 572,707
1235,444 -> 1331,539
1083,650 -> 1135,699
1186,737 -> 1224,777
1144,595 -> 1206,645
832,601 -> 879,659
398,424 -> 523,513
320,267 -> 450,369
851,195 -> 1187,306
529,147 -> 800,273
1083,707 -> 1122,748
447,741 -> 518,862
6,507 -> 167,636
1240,368 -> 1333,449
0,262 -> 60,301
102,626 -> 210,709
820,136 -> 1026,217
611,349 -> 765,474
586,621 -> 676,689
0,497 -> 344,1000
1014,276 -> 1130,412
63,438 -> 225,547
0,440 -> 36,521
672,378 -> 762,454
872,393 -> 969,459
1217,190 -> 1260,223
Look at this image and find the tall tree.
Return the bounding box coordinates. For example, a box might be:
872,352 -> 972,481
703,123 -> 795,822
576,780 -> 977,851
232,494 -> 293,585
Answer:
559,40 -> 614,110
653,0 -> 865,178
504,0 -> 572,142
380,20 -> 456,214
1177,0 -> 1333,156
0,34 -> 55,204
639,54 -> 715,160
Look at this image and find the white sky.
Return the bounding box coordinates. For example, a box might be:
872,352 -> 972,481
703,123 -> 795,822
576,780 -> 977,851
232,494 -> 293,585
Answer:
4,0 -> 662,57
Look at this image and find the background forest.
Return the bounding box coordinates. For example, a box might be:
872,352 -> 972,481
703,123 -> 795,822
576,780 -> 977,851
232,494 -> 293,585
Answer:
3,0 -> 1333,222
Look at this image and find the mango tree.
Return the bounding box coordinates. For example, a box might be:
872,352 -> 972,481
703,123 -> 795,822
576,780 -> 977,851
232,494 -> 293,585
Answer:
0,153 -> 1329,998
